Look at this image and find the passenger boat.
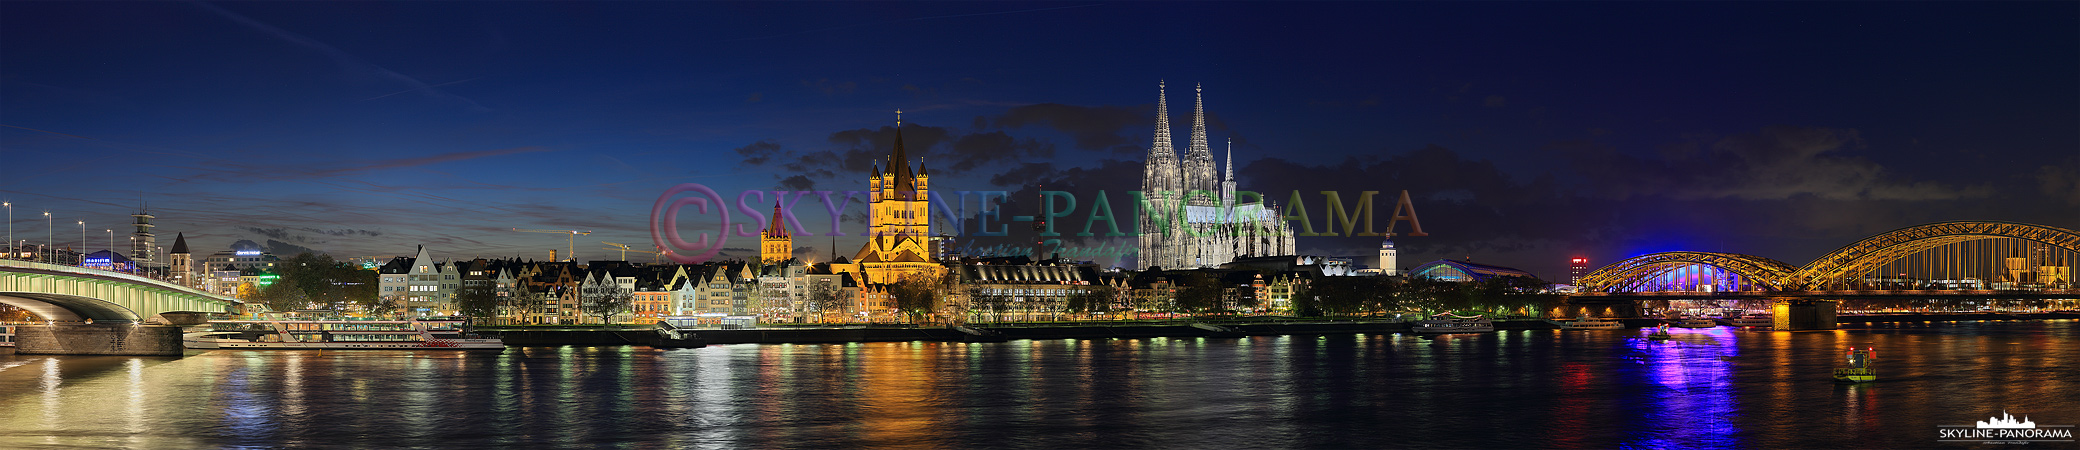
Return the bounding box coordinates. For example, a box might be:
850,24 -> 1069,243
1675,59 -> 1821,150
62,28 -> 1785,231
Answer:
185,318 -> 504,350
1674,317 -> 1719,328
1833,347 -> 1877,383
1548,316 -> 1624,330
1,324 -> 13,348
1731,314 -> 1774,329
1412,313 -> 1495,335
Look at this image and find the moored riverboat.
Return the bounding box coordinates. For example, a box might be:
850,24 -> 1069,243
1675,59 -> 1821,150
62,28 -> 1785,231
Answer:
1731,314 -> 1774,329
1,324 -> 13,347
1675,318 -> 1719,328
1548,316 -> 1624,330
185,318 -> 504,350
1412,313 -> 1495,335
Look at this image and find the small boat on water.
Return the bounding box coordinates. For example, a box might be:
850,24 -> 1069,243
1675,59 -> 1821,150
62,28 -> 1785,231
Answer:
1412,313 -> 1495,335
1674,318 -> 1719,328
1548,316 -> 1623,330
185,318 -> 504,350
1833,347 -> 1877,383
1646,324 -> 1673,341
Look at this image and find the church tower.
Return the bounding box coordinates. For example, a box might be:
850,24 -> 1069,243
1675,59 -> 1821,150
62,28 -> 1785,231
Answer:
1139,81 -> 1183,270
761,201 -> 793,265
170,232 -> 193,286
850,112 -> 938,284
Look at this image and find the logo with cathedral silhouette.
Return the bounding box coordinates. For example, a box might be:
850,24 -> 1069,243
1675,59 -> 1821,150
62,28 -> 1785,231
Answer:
1937,410 -> 2074,444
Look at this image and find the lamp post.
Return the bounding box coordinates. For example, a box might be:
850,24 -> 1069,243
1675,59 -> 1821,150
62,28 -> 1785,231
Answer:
3,201 -> 10,260
78,220 -> 85,266
44,211 -> 51,264
105,229 -> 113,268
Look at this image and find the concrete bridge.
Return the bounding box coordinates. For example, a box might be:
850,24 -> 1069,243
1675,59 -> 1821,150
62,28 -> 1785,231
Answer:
1,259 -> 239,355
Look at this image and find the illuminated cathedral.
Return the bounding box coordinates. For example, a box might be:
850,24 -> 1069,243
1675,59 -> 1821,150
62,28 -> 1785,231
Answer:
1137,82 -> 1296,270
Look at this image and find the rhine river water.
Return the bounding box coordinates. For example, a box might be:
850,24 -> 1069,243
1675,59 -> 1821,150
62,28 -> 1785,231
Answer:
1,321 -> 2074,449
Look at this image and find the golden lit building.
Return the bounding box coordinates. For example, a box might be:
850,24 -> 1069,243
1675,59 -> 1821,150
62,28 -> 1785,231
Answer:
843,116 -> 939,285
761,201 -> 793,265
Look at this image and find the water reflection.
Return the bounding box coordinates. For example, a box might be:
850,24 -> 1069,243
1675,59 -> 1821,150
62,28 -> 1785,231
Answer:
0,321 -> 2072,448
1621,327 -> 1739,449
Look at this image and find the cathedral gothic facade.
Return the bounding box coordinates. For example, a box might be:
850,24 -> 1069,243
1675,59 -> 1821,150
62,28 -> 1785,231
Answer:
1137,82 -> 1296,270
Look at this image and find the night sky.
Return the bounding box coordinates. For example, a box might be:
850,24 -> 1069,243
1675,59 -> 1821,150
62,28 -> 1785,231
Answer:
3,2 -> 2074,278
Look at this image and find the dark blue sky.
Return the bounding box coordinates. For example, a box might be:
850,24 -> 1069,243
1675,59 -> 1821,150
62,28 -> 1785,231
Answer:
3,2 -> 2075,277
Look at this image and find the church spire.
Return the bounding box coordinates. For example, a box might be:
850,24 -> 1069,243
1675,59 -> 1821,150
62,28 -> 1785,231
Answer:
1225,138 -> 1233,182
1191,83 -> 1209,157
1150,81 -> 1175,158
890,111 -> 916,195
764,200 -> 790,238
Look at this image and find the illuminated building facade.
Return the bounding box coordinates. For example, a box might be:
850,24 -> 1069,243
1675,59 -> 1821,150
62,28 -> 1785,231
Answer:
1137,82 -> 1296,270
1380,239 -> 1399,276
80,250 -> 135,272
202,246 -> 278,294
1569,257 -> 1589,286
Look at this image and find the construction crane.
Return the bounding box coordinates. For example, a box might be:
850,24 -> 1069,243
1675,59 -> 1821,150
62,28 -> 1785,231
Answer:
513,228 -> 591,262
602,242 -> 667,263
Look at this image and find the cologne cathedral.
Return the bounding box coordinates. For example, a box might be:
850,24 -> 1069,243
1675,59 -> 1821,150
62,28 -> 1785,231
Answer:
1137,82 -> 1296,270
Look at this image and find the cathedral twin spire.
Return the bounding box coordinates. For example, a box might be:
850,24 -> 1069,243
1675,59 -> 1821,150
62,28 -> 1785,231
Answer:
1150,81 -> 1221,205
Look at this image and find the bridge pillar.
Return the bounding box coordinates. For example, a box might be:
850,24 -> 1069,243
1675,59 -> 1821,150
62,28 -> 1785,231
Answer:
1771,299 -> 1837,331
12,324 -> 186,356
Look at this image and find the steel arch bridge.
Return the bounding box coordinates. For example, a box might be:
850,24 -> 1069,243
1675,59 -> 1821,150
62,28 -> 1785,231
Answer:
1575,251 -> 1800,293
1577,221 -> 2080,293
0,259 -> 238,322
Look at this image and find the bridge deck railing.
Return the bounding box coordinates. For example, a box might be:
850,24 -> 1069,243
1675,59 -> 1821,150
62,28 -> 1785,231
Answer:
0,258 -> 237,303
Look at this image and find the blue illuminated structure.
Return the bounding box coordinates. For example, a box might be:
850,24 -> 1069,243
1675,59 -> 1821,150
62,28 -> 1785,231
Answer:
80,249 -> 135,272
1409,259 -> 1537,282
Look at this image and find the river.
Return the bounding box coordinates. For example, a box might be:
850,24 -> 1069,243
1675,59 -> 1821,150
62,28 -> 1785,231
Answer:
1,321 -> 2074,448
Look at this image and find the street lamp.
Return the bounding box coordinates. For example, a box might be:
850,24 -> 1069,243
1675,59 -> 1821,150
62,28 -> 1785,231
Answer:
3,201 -> 10,261
78,220 -> 85,266
44,211 -> 51,264
105,230 -> 113,268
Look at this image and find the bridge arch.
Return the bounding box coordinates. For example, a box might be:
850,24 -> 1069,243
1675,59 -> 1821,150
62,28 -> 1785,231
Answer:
0,293 -> 140,322
1786,221 -> 2080,290
1576,251 -> 1800,293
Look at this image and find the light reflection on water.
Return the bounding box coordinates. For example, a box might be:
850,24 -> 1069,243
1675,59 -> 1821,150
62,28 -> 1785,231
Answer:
0,321 -> 2072,448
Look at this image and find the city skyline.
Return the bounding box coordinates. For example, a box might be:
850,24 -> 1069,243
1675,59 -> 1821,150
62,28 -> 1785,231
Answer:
2,2 -> 2076,278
